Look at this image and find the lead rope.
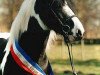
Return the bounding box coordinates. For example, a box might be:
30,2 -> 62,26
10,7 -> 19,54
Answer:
49,1 -> 77,74
67,43 -> 77,75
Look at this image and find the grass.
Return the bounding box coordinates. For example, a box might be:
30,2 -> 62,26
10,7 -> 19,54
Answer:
46,44 -> 100,75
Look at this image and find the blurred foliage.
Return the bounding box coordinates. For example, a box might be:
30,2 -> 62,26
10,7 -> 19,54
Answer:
0,0 -> 23,32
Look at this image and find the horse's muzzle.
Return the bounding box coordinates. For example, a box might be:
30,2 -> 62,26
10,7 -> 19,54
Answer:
75,29 -> 83,41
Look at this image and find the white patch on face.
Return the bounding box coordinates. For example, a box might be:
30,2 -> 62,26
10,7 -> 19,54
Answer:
31,0 -> 48,30
62,1 -> 85,37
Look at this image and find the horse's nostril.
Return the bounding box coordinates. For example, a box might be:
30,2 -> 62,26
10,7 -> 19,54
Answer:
77,29 -> 82,36
75,29 -> 83,40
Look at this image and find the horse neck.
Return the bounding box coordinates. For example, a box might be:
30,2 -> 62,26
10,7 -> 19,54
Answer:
18,17 -> 50,62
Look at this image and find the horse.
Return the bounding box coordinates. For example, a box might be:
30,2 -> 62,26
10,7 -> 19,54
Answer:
0,0 -> 85,75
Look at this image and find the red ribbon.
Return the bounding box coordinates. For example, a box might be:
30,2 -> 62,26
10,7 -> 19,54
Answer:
10,45 -> 36,75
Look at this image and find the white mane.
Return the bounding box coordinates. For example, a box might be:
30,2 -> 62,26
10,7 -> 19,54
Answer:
0,0 -> 35,73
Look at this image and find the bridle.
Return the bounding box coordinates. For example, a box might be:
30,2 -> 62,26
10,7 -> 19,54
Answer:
49,0 -> 77,75
49,0 -> 76,42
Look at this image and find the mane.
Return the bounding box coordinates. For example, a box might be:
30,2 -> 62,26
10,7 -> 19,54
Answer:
7,0 -> 34,49
0,0 -> 35,73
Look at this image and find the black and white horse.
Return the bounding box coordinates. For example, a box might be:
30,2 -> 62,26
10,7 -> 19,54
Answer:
0,0 -> 84,75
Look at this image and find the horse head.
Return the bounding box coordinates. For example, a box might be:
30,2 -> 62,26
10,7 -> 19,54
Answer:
34,0 -> 85,43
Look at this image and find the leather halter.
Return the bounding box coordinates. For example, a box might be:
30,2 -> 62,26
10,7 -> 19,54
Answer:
49,0 -> 76,37
49,1 -> 77,75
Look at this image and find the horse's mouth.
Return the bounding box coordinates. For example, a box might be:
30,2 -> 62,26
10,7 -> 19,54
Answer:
67,35 -> 83,43
68,35 -> 75,42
